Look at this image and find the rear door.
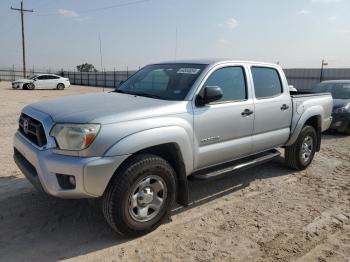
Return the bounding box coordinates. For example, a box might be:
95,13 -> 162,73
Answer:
250,66 -> 292,153
193,64 -> 254,170
47,75 -> 59,88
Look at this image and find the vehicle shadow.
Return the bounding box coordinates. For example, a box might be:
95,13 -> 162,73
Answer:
8,88 -> 59,91
0,157 -> 294,261
172,156 -> 293,215
321,131 -> 349,140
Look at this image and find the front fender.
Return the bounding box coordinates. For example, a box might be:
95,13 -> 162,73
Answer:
104,126 -> 194,175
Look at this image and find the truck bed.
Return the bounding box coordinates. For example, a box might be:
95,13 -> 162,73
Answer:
290,92 -> 333,138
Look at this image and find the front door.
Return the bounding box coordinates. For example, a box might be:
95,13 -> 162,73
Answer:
34,75 -> 49,89
193,65 -> 254,170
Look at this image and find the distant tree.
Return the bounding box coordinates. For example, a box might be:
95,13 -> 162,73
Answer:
76,63 -> 98,72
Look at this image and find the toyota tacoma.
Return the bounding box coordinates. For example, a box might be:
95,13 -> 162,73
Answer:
13,60 -> 333,236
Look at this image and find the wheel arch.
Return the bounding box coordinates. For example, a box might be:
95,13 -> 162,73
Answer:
287,113 -> 322,151
103,126 -> 193,206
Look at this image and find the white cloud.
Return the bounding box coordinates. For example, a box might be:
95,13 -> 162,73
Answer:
328,16 -> 337,20
298,9 -> 311,15
58,9 -> 80,18
311,0 -> 341,3
217,39 -> 229,44
225,18 -> 238,29
338,29 -> 350,34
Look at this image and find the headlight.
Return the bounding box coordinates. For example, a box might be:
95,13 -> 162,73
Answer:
334,104 -> 350,113
50,124 -> 100,151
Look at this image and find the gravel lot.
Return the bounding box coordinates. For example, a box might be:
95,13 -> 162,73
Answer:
0,81 -> 349,262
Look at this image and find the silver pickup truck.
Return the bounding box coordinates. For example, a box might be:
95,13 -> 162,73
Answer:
13,60 -> 333,236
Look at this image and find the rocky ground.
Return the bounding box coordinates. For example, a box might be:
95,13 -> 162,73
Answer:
0,81 -> 349,261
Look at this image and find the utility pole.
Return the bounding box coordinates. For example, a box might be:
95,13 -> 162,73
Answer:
320,59 -> 328,82
11,1 -> 34,78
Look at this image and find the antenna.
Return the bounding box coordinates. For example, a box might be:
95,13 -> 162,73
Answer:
99,33 -> 103,71
98,33 -> 104,92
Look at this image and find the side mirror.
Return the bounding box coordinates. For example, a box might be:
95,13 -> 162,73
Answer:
289,85 -> 297,92
196,86 -> 223,106
33,78 -> 37,81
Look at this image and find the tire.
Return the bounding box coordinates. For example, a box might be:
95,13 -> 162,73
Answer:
343,123 -> 350,135
26,83 -> 35,90
57,83 -> 65,90
285,125 -> 317,171
102,154 -> 176,237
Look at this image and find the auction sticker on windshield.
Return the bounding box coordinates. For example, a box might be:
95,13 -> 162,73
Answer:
177,68 -> 201,74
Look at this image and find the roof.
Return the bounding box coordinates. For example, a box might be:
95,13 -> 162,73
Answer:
153,58 -> 279,67
321,80 -> 350,83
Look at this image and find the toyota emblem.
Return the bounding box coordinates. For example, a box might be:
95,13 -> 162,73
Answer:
23,119 -> 29,134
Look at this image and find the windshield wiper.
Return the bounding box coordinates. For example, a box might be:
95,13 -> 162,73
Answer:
113,89 -> 127,94
113,89 -> 162,99
128,92 -> 162,99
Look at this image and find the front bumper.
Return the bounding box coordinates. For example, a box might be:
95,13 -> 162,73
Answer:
330,112 -> 350,132
14,131 -> 129,198
12,82 -> 22,89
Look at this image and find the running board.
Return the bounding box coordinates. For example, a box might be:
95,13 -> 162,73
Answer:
191,149 -> 281,180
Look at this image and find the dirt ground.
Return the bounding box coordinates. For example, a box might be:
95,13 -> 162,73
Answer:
0,81 -> 349,262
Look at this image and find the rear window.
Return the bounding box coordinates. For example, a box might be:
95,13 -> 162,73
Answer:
252,67 -> 283,98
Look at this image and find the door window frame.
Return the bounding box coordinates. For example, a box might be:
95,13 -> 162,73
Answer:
194,64 -> 250,106
250,66 -> 284,100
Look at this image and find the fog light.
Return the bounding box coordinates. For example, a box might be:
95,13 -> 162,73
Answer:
56,174 -> 76,189
69,176 -> 76,186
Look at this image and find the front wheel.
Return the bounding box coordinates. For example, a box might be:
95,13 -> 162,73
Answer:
285,125 -> 317,171
26,83 -> 35,90
102,154 -> 176,237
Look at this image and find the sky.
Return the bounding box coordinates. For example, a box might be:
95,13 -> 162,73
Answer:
1,0 -> 350,70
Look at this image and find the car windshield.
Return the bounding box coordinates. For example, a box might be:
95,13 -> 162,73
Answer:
28,75 -> 38,80
313,82 -> 350,99
115,63 -> 207,100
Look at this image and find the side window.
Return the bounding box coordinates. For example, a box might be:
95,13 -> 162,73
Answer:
46,75 -> 54,79
251,67 -> 283,98
37,75 -> 46,80
204,66 -> 246,102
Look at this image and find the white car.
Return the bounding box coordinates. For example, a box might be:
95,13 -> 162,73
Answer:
12,74 -> 70,90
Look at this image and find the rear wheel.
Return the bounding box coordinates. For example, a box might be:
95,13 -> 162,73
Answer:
285,125 -> 317,170
56,83 -> 65,90
102,154 -> 176,237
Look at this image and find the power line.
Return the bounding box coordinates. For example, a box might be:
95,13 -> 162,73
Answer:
10,1 -> 34,78
34,0 -> 149,17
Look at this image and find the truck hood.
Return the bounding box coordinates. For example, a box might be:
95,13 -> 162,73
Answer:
333,99 -> 350,109
26,92 -> 189,124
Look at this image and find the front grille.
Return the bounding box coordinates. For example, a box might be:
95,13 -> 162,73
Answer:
19,113 -> 47,147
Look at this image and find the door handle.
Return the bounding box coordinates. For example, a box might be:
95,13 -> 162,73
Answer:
280,104 -> 289,111
241,109 -> 254,116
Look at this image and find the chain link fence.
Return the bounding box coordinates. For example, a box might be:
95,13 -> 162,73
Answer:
1,67 -> 350,90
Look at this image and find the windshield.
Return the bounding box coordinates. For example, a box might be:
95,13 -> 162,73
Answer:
115,63 -> 207,100
313,82 -> 350,99
28,75 -> 38,80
